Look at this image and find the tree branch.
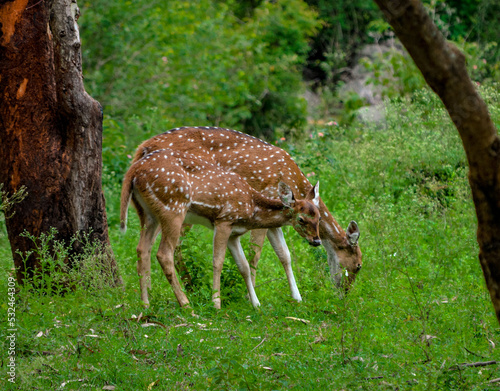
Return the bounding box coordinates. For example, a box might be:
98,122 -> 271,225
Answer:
374,0 -> 500,325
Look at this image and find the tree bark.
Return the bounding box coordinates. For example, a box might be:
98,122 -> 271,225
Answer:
373,0 -> 500,323
0,0 -> 121,285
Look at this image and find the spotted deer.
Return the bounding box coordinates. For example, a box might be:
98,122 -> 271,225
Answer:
120,148 -> 321,309
132,127 -> 362,293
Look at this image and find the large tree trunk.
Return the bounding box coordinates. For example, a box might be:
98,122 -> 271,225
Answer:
373,0 -> 500,323
0,0 -> 121,285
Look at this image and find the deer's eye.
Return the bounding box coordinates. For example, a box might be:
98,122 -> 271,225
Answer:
298,217 -> 305,224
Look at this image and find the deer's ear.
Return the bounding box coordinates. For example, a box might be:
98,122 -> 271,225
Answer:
306,181 -> 320,207
346,220 -> 360,246
278,181 -> 295,208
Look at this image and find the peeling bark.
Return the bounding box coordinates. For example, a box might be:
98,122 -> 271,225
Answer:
374,0 -> 500,323
0,0 -> 121,286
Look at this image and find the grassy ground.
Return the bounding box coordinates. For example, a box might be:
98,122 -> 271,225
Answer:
1,86 -> 499,390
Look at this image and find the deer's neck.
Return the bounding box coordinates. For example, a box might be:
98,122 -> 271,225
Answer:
248,191 -> 292,229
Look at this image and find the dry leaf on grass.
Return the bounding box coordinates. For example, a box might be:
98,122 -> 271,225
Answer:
313,334 -> 326,344
59,379 -> 85,389
129,349 -> 149,355
147,379 -> 160,390
176,344 -> 184,357
420,334 -> 437,345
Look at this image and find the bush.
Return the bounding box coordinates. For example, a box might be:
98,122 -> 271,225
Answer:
16,228 -> 116,295
81,0 -> 319,144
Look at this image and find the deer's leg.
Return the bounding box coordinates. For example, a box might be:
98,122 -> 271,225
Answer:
227,235 -> 261,308
174,224 -> 193,290
136,217 -> 160,307
156,214 -> 190,308
212,223 -> 232,310
266,227 -> 302,302
249,229 -> 267,287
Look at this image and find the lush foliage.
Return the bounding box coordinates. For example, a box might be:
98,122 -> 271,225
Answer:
305,0 -> 499,126
81,0 -> 319,140
1,86 -> 499,390
303,0 -> 499,85
80,0 -> 499,186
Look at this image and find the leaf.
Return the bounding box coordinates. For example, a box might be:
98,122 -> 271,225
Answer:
421,334 -> 437,343
59,379 -> 85,388
147,380 -> 160,390
313,335 -> 325,344
129,349 -> 149,355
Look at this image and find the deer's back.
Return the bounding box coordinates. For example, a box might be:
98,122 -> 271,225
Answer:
131,148 -> 256,222
135,127 -> 312,199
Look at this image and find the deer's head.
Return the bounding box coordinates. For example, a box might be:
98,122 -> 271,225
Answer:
278,181 -> 321,247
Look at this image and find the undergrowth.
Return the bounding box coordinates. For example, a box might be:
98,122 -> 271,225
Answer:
1,86 -> 499,390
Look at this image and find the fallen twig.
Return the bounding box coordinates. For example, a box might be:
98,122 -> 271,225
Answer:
251,337 -> 267,352
129,349 -> 150,355
80,341 -> 95,354
449,360 -> 497,371
464,347 -> 488,359
43,363 -> 59,373
362,376 -> 384,381
31,350 -> 54,356
141,320 -> 168,329
285,316 -> 310,325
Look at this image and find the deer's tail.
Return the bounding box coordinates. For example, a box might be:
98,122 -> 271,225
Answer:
120,170 -> 134,233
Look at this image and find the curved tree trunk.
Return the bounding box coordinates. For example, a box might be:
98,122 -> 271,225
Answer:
373,0 -> 500,323
0,0 -> 121,285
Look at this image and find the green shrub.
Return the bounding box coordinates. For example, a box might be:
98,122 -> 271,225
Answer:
360,45 -> 427,100
0,184 -> 27,220
16,228 -> 116,295
81,0 -> 319,144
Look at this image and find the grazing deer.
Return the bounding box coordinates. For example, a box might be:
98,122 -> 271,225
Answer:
132,127 -> 362,294
120,148 -> 321,309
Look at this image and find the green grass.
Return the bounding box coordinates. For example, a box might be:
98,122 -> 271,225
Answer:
1,86 -> 499,390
